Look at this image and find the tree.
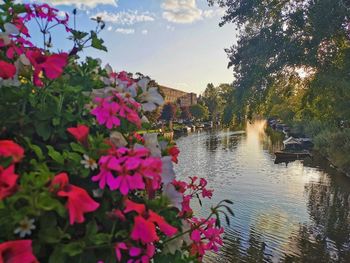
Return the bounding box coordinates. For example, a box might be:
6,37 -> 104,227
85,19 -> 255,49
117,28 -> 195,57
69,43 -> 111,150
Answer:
180,106 -> 191,120
208,0 -> 350,122
202,83 -> 224,121
160,103 -> 177,122
190,104 -> 209,120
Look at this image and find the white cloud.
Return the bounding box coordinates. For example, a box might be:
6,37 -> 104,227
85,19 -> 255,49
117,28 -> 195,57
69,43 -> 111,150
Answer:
141,29 -> 148,35
41,0 -> 117,9
107,26 -> 113,31
161,0 -> 202,23
93,10 -> 155,25
161,0 -> 224,24
115,28 -> 135,34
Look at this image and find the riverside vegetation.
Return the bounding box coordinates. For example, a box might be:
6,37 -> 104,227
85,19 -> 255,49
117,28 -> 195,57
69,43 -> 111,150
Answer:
205,0 -> 350,174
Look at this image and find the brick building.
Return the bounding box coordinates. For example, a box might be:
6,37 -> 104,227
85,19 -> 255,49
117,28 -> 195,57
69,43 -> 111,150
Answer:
159,86 -> 197,107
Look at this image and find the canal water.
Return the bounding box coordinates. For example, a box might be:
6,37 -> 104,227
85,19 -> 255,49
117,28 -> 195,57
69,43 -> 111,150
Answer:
174,120 -> 350,263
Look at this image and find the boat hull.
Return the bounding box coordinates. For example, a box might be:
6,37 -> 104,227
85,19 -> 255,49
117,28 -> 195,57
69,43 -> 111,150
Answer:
274,151 -> 311,159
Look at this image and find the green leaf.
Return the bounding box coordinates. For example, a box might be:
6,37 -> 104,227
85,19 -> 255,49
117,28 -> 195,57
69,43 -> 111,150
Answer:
63,241 -> 85,257
64,151 -> 81,163
35,121 -> 52,141
37,192 -> 66,216
39,226 -> 63,244
70,142 -> 85,154
47,146 -> 65,165
91,32 -> 107,51
23,137 -> 44,161
49,245 -> 66,263
90,233 -> 111,245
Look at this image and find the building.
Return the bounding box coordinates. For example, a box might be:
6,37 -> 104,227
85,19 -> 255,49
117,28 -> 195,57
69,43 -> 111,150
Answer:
159,86 -> 197,107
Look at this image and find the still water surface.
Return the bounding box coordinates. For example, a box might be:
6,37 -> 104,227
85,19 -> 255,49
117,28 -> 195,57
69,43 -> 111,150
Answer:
175,120 -> 350,263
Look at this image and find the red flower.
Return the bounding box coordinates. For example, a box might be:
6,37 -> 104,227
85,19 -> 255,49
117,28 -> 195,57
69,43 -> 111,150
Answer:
167,146 -> 180,163
0,240 -> 38,263
26,49 -> 68,86
124,199 -> 177,244
0,140 -> 24,163
50,173 -> 99,225
67,124 -> 89,144
0,60 -> 16,80
0,165 -> 19,200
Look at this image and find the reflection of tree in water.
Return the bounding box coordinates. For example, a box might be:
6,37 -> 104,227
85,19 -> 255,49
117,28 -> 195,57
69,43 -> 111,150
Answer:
305,175 -> 350,262
205,131 -> 241,152
219,229 -> 273,263
205,132 -> 220,152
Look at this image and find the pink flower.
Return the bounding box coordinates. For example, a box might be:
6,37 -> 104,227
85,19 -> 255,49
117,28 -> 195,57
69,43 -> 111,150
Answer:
50,173 -> 99,225
131,215 -> 159,243
124,199 -> 177,244
0,240 -> 38,263
115,242 -> 128,262
167,145 -> 180,163
0,60 -> 16,79
92,147 -> 161,196
0,140 -> 24,163
91,98 -> 121,129
67,124 -> 89,144
26,49 -> 68,86
189,218 -> 224,260
0,165 -> 19,200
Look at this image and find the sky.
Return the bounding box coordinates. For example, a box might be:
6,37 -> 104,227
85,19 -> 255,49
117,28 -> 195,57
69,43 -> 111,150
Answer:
24,0 -> 237,95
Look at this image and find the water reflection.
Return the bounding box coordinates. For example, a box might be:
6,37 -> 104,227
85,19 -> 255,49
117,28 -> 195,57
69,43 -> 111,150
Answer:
175,120 -> 350,263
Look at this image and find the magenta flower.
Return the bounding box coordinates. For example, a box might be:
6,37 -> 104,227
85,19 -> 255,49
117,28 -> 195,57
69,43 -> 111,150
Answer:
91,98 -> 121,129
92,147 -> 162,195
124,199 -> 177,244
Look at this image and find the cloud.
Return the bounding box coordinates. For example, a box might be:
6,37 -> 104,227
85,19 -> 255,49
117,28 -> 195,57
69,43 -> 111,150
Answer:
161,0 -> 224,24
141,29 -> 148,35
115,28 -> 135,34
41,0 -> 117,9
107,26 -> 113,31
161,0 -> 202,24
93,10 -> 155,25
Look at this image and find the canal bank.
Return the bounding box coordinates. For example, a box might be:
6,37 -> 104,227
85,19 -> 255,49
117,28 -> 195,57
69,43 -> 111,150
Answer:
174,120 -> 350,263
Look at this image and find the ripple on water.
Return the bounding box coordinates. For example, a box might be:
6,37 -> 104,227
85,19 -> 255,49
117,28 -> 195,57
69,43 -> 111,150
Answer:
174,122 -> 350,263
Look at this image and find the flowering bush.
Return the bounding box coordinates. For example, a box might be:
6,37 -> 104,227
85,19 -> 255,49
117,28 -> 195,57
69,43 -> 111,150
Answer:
0,1 -> 233,262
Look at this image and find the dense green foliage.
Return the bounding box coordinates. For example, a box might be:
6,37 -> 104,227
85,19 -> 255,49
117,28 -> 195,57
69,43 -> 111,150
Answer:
209,0 -> 350,172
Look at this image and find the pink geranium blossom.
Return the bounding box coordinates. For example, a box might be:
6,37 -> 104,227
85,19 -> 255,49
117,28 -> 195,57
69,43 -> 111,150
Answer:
26,49 -> 68,86
91,97 -> 121,129
50,173 -> 99,225
91,94 -> 141,129
0,60 -> 16,79
0,240 -> 38,263
189,218 -> 224,260
0,165 -> 19,200
124,199 -> 177,244
67,124 -> 89,144
92,147 -> 162,195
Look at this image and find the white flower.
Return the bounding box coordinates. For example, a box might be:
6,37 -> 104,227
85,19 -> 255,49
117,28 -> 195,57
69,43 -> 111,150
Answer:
143,133 -> 161,157
14,217 -> 36,238
138,78 -> 164,112
141,115 -> 149,123
0,23 -> 19,46
163,220 -> 191,254
81,154 -> 98,170
164,184 -> 183,210
110,131 -> 128,148
161,156 -> 176,184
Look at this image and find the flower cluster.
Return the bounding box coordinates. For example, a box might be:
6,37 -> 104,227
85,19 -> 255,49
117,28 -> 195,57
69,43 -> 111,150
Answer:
0,3 -> 69,87
92,147 -> 162,195
0,1 -> 229,262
